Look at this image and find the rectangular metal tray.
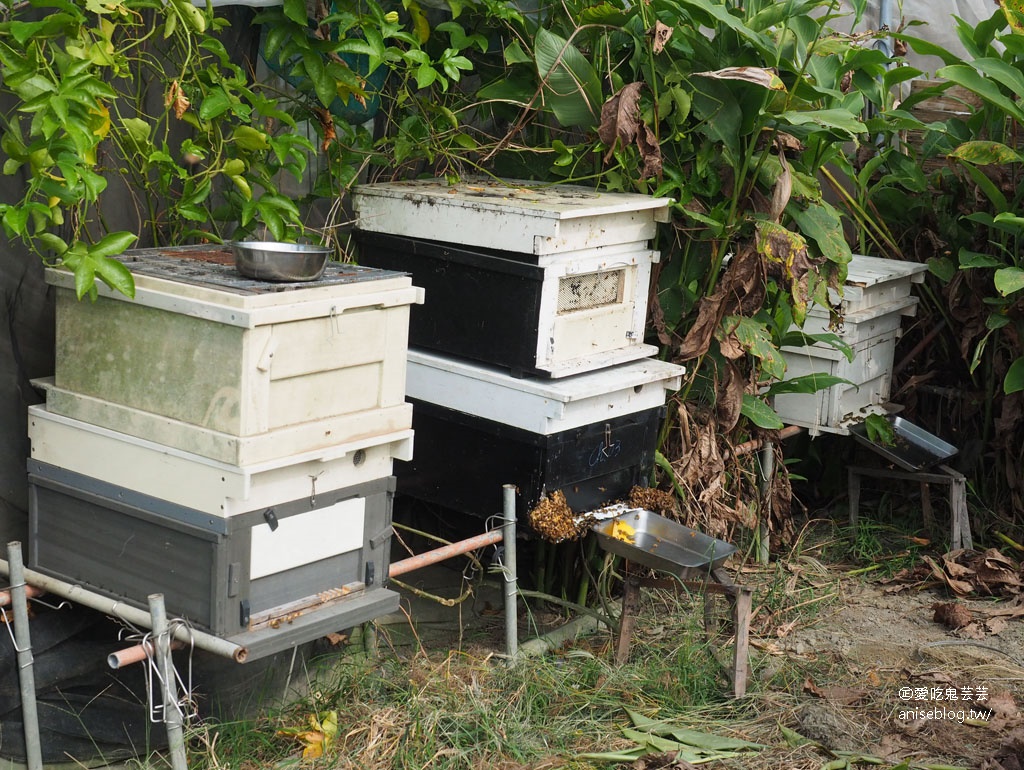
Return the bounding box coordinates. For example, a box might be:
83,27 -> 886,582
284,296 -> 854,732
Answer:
592,509 -> 736,577
850,416 -> 957,471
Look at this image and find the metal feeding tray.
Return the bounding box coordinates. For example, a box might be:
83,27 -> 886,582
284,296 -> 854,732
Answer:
850,415 -> 957,472
592,509 -> 736,578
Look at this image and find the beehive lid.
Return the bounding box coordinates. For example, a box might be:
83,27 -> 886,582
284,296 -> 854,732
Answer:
830,255 -> 927,306
353,178 -> 671,255
46,245 -> 422,327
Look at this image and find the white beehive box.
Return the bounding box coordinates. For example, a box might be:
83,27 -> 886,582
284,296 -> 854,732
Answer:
45,246 -> 424,463
28,404 -> 413,518
774,332 -> 898,434
774,255 -> 927,434
353,178 -> 672,256
405,349 -> 685,434
824,254 -> 927,314
354,179 -> 671,378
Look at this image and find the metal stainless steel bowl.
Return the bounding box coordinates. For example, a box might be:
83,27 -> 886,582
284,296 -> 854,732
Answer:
230,241 -> 332,282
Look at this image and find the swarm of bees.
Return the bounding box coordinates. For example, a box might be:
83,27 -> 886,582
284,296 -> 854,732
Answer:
528,486 -> 679,543
527,490 -> 582,543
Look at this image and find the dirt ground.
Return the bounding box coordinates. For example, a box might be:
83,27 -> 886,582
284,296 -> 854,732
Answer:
735,567 -> 1024,769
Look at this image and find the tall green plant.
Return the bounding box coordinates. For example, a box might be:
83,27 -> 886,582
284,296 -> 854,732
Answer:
472,0 -> 904,424
0,0 -> 316,298
437,0 -> 912,542
860,2 -> 1024,517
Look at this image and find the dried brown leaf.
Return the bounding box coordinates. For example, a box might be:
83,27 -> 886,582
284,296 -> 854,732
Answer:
803,677 -> 868,705
932,601 -> 972,629
923,555 -> 975,595
638,123 -> 663,180
598,82 -> 643,160
987,616 -> 1009,635
649,21 -> 673,54
678,290 -> 725,360
981,547 -> 1019,571
165,80 -> 190,120
774,132 -> 804,153
716,361 -> 744,432
979,597 -> 1024,619
769,151 -> 792,223
694,66 -> 785,90
941,552 -> 976,578
986,690 -> 1020,721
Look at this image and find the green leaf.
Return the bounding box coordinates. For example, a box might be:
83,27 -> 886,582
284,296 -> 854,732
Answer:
477,75 -> 535,106
122,117 -> 151,147
994,267 -> 1024,296
37,233 -> 68,256
936,63 -> 1024,125
720,315 -> 786,379
780,330 -> 855,362
415,63 -> 439,90
742,394 -> 784,429
864,413 -> 896,446
674,0 -> 774,60
232,125 -> 270,151
777,109 -> 866,141
89,230 -> 138,259
503,39 -> 532,65
534,28 -> 602,128
766,373 -> 852,396
959,249 -> 1005,269
1005,357 -> 1024,394
993,212 -> 1024,229
620,728 -> 685,753
2,206 -> 30,236
666,727 -> 765,751
778,723 -> 817,748
971,58 -> 1024,108
577,749 -> 647,762
986,313 -> 1011,330
282,0 -> 307,25
229,175 -> 252,200
199,88 -> 232,121
787,201 -> 852,264
93,254 -> 135,297
949,140 -> 1024,165
928,256 -> 955,282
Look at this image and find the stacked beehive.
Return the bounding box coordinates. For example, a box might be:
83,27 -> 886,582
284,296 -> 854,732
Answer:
26,245 -> 423,660
773,254 -> 928,435
353,179 -> 686,521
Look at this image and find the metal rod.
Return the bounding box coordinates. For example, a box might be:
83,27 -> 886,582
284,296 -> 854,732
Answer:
0,584 -> 44,607
0,558 -> 247,663
388,529 -> 503,578
757,443 -> 774,564
108,640 -> 184,670
6,543 -> 42,770
502,484 -> 518,659
149,595 -> 187,770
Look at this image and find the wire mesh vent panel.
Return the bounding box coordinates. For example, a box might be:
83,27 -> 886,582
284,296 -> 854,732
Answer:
557,270 -> 624,314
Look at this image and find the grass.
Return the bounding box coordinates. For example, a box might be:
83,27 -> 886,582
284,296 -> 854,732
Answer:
129,510 -> 1008,770
179,582 -> 770,769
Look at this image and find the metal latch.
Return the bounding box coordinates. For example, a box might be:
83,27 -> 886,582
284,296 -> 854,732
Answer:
263,508 -> 278,531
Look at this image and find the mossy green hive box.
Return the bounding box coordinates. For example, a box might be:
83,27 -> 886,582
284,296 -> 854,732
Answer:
46,245 -> 423,465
